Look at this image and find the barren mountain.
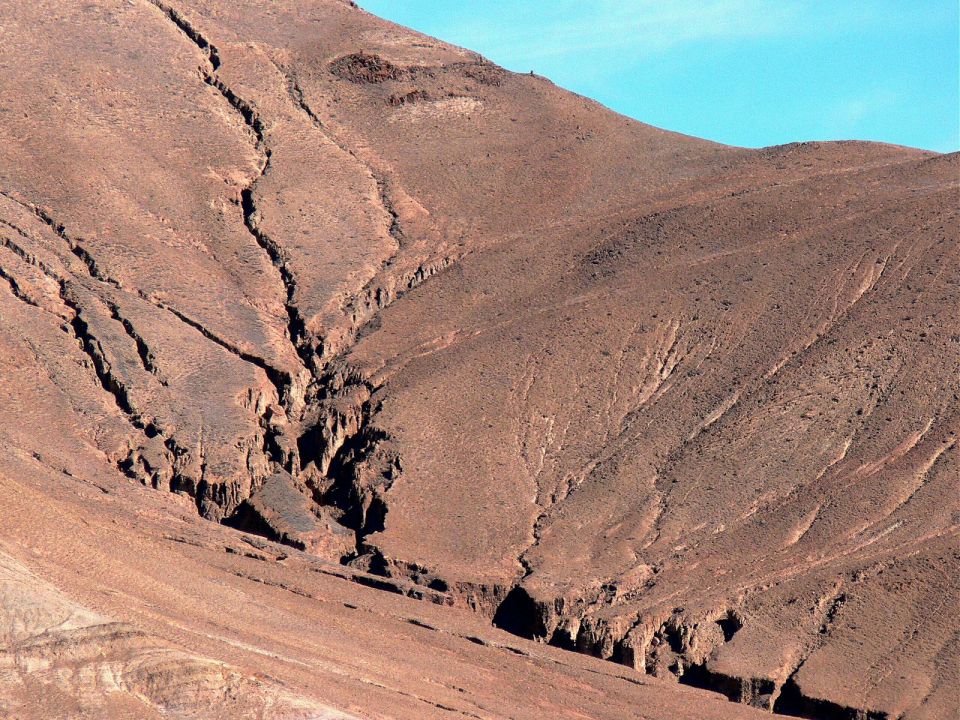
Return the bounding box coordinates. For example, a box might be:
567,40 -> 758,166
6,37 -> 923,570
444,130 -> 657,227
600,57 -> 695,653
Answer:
0,1 -> 956,718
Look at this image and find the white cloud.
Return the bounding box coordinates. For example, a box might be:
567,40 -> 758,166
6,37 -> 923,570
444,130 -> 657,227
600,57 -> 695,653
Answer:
451,0 -> 801,63
829,88 -> 899,128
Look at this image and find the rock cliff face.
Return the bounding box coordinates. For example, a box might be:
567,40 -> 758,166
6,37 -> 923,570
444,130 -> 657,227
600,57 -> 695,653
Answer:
0,1 -> 956,718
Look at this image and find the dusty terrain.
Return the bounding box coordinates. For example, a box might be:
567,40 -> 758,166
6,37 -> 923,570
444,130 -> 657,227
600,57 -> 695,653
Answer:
0,0 -> 956,718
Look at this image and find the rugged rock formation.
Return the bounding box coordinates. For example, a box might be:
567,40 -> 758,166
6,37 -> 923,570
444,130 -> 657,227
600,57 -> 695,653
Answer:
0,550 -> 352,719
0,0 -> 956,717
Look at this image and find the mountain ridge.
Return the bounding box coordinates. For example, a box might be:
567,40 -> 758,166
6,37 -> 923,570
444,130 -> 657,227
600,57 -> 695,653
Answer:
0,1 -> 956,718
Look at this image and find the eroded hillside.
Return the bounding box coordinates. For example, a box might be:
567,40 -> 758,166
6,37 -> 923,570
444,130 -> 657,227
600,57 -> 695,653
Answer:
0,1 -> 956,718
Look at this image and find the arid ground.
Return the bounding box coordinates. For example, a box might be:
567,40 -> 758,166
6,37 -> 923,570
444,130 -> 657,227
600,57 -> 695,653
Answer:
0,1 -> 956,718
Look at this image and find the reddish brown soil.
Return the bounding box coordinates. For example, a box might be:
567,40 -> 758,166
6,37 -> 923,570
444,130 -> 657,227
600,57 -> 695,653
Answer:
0,1 -> 956,718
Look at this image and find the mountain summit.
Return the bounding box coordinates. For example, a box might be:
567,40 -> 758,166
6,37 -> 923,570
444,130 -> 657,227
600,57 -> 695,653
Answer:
0,1 -> 956,718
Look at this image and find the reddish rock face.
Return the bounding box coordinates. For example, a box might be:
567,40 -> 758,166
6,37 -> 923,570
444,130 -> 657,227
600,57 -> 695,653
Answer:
0,1 -> 955,718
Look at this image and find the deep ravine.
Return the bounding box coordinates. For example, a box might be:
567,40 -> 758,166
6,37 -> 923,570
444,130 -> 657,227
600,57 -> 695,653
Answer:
3,6 -> 899,719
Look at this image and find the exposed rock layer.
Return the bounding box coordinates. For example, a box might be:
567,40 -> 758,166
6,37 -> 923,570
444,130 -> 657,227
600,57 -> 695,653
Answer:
0,1 -> 956,718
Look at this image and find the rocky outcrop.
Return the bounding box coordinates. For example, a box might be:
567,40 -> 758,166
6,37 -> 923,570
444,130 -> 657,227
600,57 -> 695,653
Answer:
225,470 -> 355,559
0,552 -> 353,719
0,1 -> 955,718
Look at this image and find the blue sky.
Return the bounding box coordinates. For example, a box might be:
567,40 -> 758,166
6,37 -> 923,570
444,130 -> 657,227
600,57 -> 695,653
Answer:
359,1 -> 959,152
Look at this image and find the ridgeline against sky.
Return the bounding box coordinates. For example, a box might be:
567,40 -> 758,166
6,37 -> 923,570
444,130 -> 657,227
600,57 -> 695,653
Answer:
361,0 -> 960,152
0,1 -> 956,718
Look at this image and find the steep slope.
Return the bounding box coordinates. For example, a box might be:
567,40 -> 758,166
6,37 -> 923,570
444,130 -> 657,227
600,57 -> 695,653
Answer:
0,0 -> 956,718
0,549 -> 346,719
